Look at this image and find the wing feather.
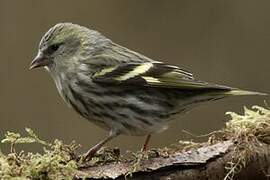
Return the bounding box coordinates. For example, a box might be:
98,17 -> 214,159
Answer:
92,62 -> 230,90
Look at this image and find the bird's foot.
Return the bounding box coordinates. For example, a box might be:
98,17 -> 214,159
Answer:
80,147 -> 98,162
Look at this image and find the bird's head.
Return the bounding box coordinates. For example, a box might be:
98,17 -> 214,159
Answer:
30,23 -> 107,72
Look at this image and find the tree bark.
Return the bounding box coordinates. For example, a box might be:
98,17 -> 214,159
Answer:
74,140 -> 270,180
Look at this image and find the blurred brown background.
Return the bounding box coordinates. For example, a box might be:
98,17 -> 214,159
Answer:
0,0 -> 269,153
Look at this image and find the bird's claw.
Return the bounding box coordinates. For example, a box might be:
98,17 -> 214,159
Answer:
80,148 -> 97,162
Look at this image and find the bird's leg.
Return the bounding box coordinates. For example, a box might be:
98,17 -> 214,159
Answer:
81,131 -> 118,161
141,134 -> 151,152
132,134 -> 152,172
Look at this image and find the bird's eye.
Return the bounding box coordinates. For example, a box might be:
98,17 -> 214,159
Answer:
48,43 -> 61,53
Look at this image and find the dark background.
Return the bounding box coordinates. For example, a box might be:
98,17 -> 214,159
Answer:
0,0 -> 269,153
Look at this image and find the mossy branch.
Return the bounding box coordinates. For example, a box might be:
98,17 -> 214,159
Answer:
0,105 -> 269,180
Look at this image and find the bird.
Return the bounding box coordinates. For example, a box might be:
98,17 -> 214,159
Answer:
29,23 -> 266,160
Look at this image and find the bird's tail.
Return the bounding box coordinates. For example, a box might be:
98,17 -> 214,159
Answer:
223,89 -> 267,96
202,82 -> 267,97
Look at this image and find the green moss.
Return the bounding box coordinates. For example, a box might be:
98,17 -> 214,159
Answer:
226,106 -> 270,140
0,128 -> 78,179
224,105 -> 270,180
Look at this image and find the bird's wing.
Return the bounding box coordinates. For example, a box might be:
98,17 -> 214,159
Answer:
92,62 -> 229,90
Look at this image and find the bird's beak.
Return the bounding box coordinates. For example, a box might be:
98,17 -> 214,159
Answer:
29,52 -> 51,70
